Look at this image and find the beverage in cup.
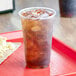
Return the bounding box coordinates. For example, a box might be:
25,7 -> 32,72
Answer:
19,7 -> 56,68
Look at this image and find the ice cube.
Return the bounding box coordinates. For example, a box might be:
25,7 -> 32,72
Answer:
31,26 -> 41,32
40,13 -> 49,18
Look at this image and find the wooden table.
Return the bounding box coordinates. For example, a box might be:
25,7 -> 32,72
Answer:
0,0 -> 76,50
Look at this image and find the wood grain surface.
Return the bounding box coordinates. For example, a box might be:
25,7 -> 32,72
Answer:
0,0 -> 76,50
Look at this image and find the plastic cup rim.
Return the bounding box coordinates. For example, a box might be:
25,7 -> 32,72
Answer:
18,7 -> 56,20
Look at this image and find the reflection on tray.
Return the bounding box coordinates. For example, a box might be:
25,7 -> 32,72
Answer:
24,67 -> 50,76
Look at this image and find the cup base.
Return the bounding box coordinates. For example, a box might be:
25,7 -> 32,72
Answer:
26,65 -> 49,69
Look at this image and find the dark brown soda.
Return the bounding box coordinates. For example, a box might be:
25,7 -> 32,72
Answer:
21,19 -> 53,68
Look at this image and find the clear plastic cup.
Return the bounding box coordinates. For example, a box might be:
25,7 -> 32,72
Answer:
19,7 -> 56,69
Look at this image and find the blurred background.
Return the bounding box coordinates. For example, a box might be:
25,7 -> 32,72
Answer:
0,0 -> 76,50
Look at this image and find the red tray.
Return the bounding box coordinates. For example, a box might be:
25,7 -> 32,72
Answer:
0,30 -> 76,76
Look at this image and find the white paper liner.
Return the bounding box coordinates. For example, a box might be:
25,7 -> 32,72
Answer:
0,42 -> 21,64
